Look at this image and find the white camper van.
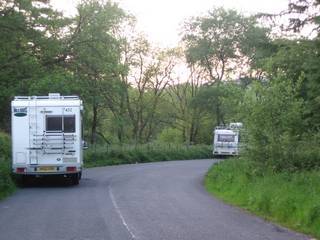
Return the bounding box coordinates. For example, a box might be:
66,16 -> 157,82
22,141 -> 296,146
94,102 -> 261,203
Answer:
213,123 -> 242,156
11,93 -> 84,184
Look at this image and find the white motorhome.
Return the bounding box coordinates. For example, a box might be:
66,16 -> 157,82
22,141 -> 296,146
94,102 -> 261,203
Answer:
213,123 -> 242,156
11,93 -> 84,184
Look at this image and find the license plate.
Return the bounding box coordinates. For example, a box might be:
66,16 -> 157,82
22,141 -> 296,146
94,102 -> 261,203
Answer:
38,166 -> 56,172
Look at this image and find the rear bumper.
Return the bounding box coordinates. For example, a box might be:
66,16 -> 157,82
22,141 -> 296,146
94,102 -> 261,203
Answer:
213,151 -> 238,156
213,148 -> 239,156
12,164 -> 82,175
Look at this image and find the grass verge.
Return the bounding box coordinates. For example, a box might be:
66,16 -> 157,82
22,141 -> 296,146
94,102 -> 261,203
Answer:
85,143 -> 212,168
205,159 -> 320,239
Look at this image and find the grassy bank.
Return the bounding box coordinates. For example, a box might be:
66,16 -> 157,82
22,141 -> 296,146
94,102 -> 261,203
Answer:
85,143 -> 212,167
205,159 -> 320,239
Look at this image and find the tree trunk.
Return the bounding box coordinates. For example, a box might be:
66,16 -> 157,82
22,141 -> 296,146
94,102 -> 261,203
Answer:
117,95 -> 126,143
182,125 -> 186,143
189,121 -> 195,144
90,103 -> 98,144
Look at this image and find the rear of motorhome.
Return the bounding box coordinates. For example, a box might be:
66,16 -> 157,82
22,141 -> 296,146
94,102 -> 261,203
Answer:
11,93 -> 84,184
213,123 -> 242,156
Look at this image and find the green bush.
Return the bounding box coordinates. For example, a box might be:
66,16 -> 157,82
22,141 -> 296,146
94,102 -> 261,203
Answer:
0,131 -> 11,160
241,78 -> 320,172
0,157 -> 15,200
84,143 -> 212,167
292,134 -> 320,170
157,128 -> 183,144
206,159 -> 320,238
0,132 -> 15,200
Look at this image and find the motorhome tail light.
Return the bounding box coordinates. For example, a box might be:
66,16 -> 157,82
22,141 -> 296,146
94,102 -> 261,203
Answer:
16,167 -> 26,173
66,166 -> 77,172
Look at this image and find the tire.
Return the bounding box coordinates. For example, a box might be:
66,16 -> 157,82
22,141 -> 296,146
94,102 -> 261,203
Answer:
71,173 -> 80,185
14,175 -> 28,187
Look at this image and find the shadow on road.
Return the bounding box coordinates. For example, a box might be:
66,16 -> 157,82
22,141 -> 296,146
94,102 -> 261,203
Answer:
16,175 -> 77,188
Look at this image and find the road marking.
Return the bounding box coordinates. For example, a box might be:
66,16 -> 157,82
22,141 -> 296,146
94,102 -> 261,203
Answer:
109,185 -> 137,240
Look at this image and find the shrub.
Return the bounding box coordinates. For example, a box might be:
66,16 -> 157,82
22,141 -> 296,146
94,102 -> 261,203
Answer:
0,157 -> 15,200
157,128 -> 183,144
0,132 -> 15,200
241,78 -> 315,172
0,131 -> 11,160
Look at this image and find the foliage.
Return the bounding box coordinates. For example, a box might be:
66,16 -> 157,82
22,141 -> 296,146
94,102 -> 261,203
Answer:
182,8 -> 269,82
281,0 -> 320,34
69,0 -> 129,144
205,159 -> 320,238
241,78 -> 312,171
124,45 -> 179,143
182,8 -> 269,126
0,2 -> 271,146
157,127 -> 183,144
241,37 -> 320,171
0,131 -> 11,160
0,0 -> 72,130
191,82 -> 244,125
257,0 -> 320,39
262,39 -> 320,129
0,132 -> 14,200
84,143 -> 211,167
167,76 -> 206,144
0,157 -> 15,200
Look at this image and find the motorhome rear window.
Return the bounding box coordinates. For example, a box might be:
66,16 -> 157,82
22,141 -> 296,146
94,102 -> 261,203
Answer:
218,134 -> 235,142
46,116 -> 62,131
46,115 -> 75,133
64,115 -> 75,133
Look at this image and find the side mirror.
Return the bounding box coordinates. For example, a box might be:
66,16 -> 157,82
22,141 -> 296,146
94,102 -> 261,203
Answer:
82,140 -> 89,150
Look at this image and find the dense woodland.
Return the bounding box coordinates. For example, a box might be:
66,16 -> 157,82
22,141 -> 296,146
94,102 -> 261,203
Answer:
0,0 -> 320,171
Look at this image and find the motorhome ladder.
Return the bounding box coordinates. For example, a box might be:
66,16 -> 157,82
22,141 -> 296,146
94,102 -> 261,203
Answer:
29,99 -> 39,164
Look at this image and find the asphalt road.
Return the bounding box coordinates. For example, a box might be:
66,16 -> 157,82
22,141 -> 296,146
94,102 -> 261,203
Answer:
0,160 -> 311,240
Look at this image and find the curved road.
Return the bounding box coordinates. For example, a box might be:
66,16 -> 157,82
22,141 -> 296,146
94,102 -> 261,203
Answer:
0,160 -> 310,240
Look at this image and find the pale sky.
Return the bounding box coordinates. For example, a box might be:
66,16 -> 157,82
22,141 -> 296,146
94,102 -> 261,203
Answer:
51,0 -> 289,47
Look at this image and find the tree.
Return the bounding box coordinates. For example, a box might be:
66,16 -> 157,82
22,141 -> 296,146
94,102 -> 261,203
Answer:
191,82 -> 244,124
167,65 -> 206,144
69,0 -> 128,144
283,0 -> 320,34
242,78 -> 306,171
0,0 -> 72,130
182,8 -> 269,82
262,38 -> 320,129
244,0 -> 320,171
182,7 -> 269,124
256,0 -> 320,130
123,37 -> 178,143
257,0 -> 320,38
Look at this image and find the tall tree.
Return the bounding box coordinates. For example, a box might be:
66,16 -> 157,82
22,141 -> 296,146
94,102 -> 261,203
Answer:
69,0 -> 128,144
123,38 -> 177,143
0,0 -> 71,130
182,7 -> 269,124
261,38 -> 320,129
167,65 -> 206,144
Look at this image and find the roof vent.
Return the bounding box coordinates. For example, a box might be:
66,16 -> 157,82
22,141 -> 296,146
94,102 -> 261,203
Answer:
48,93 -> 61,99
